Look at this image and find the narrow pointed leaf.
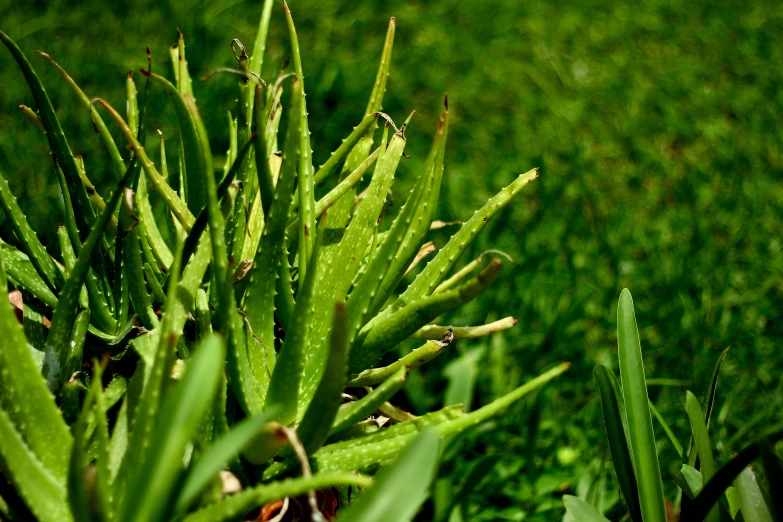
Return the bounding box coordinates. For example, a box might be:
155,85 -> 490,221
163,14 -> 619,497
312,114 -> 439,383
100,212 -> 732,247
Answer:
296,302 -> 350,453
617,289 -> 666,522
594,365 -> 642,522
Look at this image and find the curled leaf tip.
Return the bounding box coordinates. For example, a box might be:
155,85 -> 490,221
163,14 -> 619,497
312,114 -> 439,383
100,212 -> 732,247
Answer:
157,129 -> 164,138
177,28 -> 184,40
231,39 -> 247,61
139,68 -> 151,77
127,70 -> 133,79
37,50 -> 51,59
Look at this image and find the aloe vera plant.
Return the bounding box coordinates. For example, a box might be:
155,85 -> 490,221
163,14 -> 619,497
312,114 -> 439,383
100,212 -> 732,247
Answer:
0,2 -> 570,520
565,289 -> 783,522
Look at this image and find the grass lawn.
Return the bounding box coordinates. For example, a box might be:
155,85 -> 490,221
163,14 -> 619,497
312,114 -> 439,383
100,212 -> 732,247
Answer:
1,0 -> 781,519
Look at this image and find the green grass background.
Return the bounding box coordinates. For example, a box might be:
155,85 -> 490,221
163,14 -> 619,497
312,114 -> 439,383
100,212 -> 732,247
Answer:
1,0 -> 782,519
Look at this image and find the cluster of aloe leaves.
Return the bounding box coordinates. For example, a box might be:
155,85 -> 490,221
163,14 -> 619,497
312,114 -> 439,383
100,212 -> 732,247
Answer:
563,289 -> 782,522
0,2 -> 570,520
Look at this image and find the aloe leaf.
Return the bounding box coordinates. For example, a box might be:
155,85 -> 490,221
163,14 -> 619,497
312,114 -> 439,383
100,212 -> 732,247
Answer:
562,495 -> 612,522
175,410 -> 277,514
345,111 -> 448,339
368,106 -> 449,320
0,408 -> 72,522
68,365 -> 107,522
39,52 -> 126,179
63,310 -> 90,380
226,312 -> 266,416
226,46 -> 257,265
0,31 -> 96,232
296,302 -> 350,453
55,163 -> 117,334
273,364 -> 567,479
124,224 -> 158,329
336,429 -> 440,522
249,0 -> 275,78
439,362 -> 569,437
349,258 -> 502,374
97,99 -> 195,230
143,69 -> 206,214
0,168 -> 64,292
0,239 -> 59,309
735,465 -> 774,522
180,135 -> 256,271
115,246 -> 188,508
19,103 -> 45,131
594,365 -> 642,522
181,473 -> 372,522
283,1 -> 316,279
688,431 -> 783,521
312,113 -> 378,187
331,366 -> 408,436
286,147 -> 381,242
381,169 -> 538,321
253,84 -> 276,217
22,291 -> 47,360
410,317 -> 517,340
92,366 -> 113,518
43,159 -> 136,394
243,76 -> 303,394
265,405 -> 463,479
616,289 -> 666,522
302,129 -> 406,404
347,340 -> 445,387
120,335 -> 225,522
264,225 -> 322,424
137,171 -> 173,268
0,252 -> 72,482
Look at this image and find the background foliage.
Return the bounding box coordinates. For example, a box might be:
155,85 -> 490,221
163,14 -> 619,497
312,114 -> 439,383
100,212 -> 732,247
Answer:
1,0 -> 782,519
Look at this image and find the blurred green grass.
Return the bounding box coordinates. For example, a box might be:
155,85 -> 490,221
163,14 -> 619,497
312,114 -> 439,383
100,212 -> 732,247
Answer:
2,0 -> 782,519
